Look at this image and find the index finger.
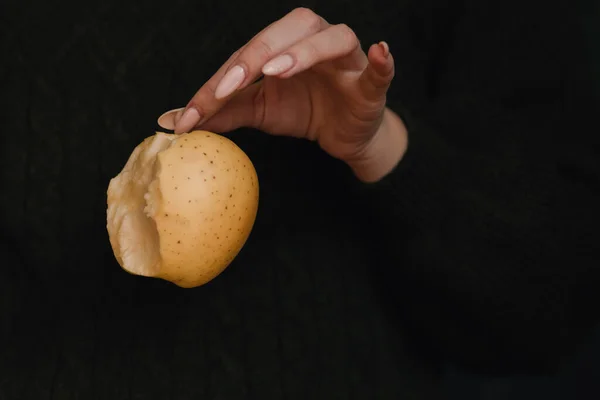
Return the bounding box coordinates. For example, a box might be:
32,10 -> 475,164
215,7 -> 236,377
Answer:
170,8 -> 329,134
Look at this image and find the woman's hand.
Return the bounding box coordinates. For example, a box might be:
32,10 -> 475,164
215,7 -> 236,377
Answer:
158,7 -> 407,182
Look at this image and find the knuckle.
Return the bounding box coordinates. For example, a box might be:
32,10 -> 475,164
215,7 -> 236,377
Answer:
293,7 -> 321,31
304,39 -> 320,61
191,86 -> 219,114
292,7 -> 315,19
247,38 -> 274,63
203,83 -> 218,98
229,48 -> 242,60
336,23 -> 359,49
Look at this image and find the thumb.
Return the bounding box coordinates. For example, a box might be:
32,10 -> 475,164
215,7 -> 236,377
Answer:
359,41 -> 395,101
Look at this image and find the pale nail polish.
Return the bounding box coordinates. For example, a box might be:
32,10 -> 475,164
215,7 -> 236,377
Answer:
157,107 -> 185,130
378,41 -> 389,57
214,65 -> 246,99
175,107 -> 201,133
262,54 -> 294,75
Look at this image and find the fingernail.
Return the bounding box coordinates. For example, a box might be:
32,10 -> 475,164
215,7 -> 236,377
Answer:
262,54 -> 294,75
214,65 -> 245,99
175,107 -> 201,134
378,41 -> 389,58
157,107 -> 185,130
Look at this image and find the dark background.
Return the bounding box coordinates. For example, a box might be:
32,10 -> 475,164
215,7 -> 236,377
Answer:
1,0 -> 599,399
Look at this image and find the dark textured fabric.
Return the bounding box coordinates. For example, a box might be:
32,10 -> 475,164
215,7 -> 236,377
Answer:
357,0 -> 600,373
1,0 -> 599,399
0,1 -> 442,399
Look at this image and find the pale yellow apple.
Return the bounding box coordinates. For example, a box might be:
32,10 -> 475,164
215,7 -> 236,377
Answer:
106,130 -> 259,288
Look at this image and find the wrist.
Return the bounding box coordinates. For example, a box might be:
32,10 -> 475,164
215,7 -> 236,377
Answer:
347,107 -> 408,183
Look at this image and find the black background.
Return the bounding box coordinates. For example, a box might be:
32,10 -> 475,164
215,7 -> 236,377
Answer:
1,0 -> 599,399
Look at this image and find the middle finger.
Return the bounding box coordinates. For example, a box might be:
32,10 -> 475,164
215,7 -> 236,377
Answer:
174,8 -> 330,134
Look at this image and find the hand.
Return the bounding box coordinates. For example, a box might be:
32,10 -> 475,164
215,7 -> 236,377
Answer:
158,8 -> 408,182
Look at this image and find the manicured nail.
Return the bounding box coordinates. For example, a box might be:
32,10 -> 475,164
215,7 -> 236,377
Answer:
262,54 -> 294,75
175,107 -> 201,134
157,107 -> 185,130
378,41 -> 389,58
214,65 -> 245,99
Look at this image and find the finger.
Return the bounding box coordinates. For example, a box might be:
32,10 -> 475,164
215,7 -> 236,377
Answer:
261,23 -> 366,78
172,8 -> 329,134
193,83 -> 264,133
157,47 -> 263,132
157,107 -> 184,131
359,41 -> 395,101
157,47 -> 245,131
211,8 -> 329,99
